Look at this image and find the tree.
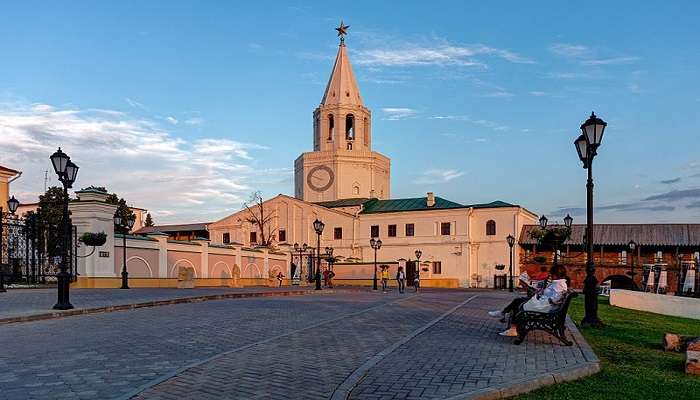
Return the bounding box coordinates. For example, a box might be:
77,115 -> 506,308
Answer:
35,186 -> 70,258
144,213 -> 154,227
243,191 -> 276,247
106,193 -> 135,234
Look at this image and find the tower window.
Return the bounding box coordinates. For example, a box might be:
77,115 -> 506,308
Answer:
345,114 -> 355,140
363,117 -> 369,146
223,233 -> 230,244
328,114 -> 334,140
486,220 -> 496,236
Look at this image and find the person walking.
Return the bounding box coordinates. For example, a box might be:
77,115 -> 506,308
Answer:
276,272 -> 285,287
413,273 -> 420,292
327,269 -> 335,288
381,265 -> 390,292
396,266 -> 406,294
323,268 -> 330,287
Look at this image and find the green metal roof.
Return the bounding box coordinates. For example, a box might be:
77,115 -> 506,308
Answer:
315,198 -> 369,208
466,200 -> 516,209
360,197 -> 465,214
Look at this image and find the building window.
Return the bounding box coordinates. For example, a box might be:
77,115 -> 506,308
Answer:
486,220 -> 496,236
328,114 -> 334,140
441,222 -> 451,236
278,229 -> 286,243
432,261 -> 442,274
334,227 -> 343,240
250,231 -> 257,245
370,225 -> 379,238
388,224 -> 397,237
363,117 -> 369,145
346,114 -> 355,140
405,223 -> 415,237
619,250 -> 627,264
222,232 -> 230,244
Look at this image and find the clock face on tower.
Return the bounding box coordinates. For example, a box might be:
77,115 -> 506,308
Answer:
307,165 -> 335,192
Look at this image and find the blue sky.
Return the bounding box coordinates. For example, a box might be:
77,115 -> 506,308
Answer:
1,1 -> 699,224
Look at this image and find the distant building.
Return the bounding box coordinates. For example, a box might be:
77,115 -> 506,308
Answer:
135,222 -> 211,241
518,224 -> 700,290
0,165 -> 21,213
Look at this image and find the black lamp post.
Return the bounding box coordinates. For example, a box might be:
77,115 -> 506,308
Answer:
293,242 -> 308,283
115,212 -> 135,289
50,147 -> 79,310
370,237 -> 382,290
628,240 -> 637,290
506,235 -> 515,292
0,196 -> 19,293
313,219 -> 324,290
414,249 -> 422,287
574,112 -> 606,327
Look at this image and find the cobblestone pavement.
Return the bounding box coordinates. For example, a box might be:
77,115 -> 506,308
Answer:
0,289 -> 596,400
348,291 -> 590,399
0,286 -> 310,319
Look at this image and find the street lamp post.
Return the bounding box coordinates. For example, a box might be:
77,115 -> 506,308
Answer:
313,219 -> 324,290
370,237 -> 382,290
50,148 -> 79,310
506,235 -> 515,292
414,249 -> 422,290
628,240 -> 637,290
115,212 -> 136,289
574,112 -> 606,327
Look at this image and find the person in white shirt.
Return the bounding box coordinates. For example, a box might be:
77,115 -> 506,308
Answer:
488,265 -> 569,337
396,266 -> 406,294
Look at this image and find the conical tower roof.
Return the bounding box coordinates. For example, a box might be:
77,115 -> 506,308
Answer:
320,43 -> 364,107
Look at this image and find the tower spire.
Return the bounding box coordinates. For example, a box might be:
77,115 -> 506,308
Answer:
321,21 -> 363,106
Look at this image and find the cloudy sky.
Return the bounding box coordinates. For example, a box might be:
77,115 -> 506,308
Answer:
1,1 -> 699,224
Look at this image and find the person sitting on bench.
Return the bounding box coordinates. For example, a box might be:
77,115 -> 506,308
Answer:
487,265 -> 569,337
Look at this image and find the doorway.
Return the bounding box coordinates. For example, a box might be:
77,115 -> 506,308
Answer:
406,261 -> 416,286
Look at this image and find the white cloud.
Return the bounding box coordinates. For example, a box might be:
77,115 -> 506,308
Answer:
0,102 -> 268,223
415,169 -> 465,184
165,116 -> 178,125
430,115 -> 508,132
529,91 -> 547,96
483,91 -> 514,98
355,42 -> 533,68
381,107 -> 417,120
550,43 -> 590,58
125,98 -> 145,110
582,56 -> 640,65
184,117 -> 204,125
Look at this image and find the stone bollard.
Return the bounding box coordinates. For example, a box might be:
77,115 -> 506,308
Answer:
686,338 -> 700,375
663,333 -> 695,352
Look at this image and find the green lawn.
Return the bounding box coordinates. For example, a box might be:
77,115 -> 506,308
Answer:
514,296 -> 700,400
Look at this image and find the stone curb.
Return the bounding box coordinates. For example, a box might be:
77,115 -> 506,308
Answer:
119,293 -> 419,400
443,317 -> 600,400
332,295 -> 481,400
0,289 -> 326,326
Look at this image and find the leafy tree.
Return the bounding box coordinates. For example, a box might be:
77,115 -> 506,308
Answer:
144,213 -> 154,227
106,193 -> 135,234
36,186 -> 71,257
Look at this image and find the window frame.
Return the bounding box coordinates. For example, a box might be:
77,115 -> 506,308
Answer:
249,231 -> 257,245
222,232 -> 230,244
432,261 -> 442,274
334,227 -> 343,240
278,229 -> 286,243
405,223 -> 415,237
388,224 -> 397,237
370,225 -> 379,238
486,220 -> 496,236
440,222 -> 451,236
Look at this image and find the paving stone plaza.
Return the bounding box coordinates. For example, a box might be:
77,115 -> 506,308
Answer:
0,288 -> 597,399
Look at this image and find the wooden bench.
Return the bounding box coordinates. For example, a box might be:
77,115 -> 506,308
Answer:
512,290 -> 578,346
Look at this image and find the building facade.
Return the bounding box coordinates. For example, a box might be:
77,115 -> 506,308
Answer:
208,31 -> 537,288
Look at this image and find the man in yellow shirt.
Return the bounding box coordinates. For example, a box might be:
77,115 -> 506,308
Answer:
380,266 -> 389,292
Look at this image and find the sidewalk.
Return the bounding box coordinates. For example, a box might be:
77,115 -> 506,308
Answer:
0,286 -> 317,324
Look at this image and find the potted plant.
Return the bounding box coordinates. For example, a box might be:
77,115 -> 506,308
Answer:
80,232 -> 107,247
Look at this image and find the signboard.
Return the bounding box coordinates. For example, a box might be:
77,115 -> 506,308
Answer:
99,251 -> 110,258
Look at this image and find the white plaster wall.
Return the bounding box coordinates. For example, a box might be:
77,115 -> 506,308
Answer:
610,289 -> 700,320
